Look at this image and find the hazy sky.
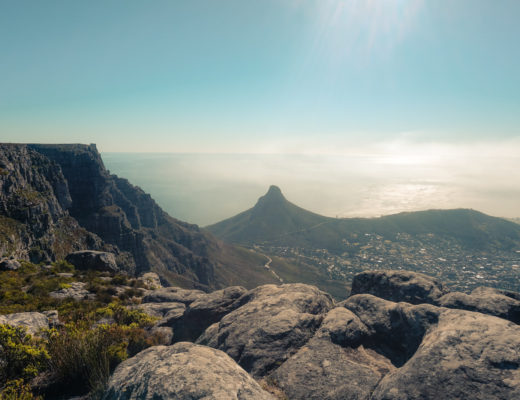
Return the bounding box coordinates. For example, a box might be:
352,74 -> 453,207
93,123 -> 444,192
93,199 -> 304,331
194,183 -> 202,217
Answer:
1,1 -> 519,153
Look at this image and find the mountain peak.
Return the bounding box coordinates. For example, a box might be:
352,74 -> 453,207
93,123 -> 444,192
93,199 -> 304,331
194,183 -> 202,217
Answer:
266,185 -> 283,198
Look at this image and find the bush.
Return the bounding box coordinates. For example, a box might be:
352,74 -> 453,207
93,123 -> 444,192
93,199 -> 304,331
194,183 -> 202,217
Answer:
51,260 -> 74,273
0,379 -> 39,400
0,325 -> 49,386
96,303 -> 156,327
46,321 -> 162,396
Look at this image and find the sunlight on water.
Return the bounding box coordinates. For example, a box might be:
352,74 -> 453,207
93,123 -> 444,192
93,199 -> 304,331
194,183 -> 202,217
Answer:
102,152 -> 520,226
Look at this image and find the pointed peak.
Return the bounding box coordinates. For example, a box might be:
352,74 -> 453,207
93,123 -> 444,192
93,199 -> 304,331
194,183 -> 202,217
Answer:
266,185 -> 283,197
255,185 -> 286,208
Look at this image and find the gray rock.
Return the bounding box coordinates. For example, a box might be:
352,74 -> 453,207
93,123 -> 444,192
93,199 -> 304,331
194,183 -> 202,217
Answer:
0,312 -> 50,335
350,269 -> 448,305
272,307 -> 393,400
135,302 -> 185,319
0,259 -> 21,271
438,286 -> 520,324
172,286 -> 247,342
341,294 -> 440,367
142,286 -> 205,304
197,283 -> 333,377
49,281 -> 92,301
103,342 -> 274,400
139,272 -> 162,289
371,309 -> 520,400
65,250 -> 118,272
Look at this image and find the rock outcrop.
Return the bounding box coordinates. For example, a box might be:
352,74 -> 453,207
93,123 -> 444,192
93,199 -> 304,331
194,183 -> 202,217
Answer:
65,250 -> 118,272
49,281 -> 92,301
438,286 -> 520,324
0,311 -> 50,335
351,269 -> 448,304
172,286 -> 247,342
103,342 -> 274,400
0,144 -> 107,263
197,283 -> 334,377
352,270 -> 520,325
142,286 -> 205,304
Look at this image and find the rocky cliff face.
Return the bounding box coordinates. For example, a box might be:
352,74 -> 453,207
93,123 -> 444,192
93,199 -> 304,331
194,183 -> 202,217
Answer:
0,143 -> 276,290
0,144 -> 106,262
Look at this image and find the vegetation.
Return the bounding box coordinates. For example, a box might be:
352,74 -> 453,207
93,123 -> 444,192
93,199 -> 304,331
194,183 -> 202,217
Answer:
0,260 -> 162,399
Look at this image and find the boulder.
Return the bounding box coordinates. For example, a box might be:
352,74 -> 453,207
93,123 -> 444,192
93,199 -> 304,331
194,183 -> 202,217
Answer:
370,309 -> 520,400
0,259 -> 21,271
341,294 -> 440,367
103,342 -> 274,400
351,270 -> 448,305
172,286 -> 247,342
65,250 -> 118,272
273,291 -> 520,400
437,286 -> 520,324
142,286 -> 204,304
0,312 -> 50,335
135,302 -> 185,319
197,283 -> 333,377
49,281 -> 92,301
272,307 -> 393,400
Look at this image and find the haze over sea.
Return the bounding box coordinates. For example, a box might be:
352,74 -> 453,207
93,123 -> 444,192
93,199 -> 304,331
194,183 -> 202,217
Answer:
103,146 -> 520,226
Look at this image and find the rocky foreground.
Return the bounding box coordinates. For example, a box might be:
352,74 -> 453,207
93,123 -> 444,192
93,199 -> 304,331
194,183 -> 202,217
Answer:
3,269 -> 520,399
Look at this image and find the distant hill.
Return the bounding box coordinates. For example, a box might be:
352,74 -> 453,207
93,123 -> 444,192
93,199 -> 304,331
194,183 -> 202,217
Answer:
0,144 -> 279,290
207,185 -> 520,252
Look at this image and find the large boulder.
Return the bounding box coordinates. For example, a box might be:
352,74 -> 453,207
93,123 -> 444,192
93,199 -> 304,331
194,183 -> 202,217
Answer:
370,308 -> 520,400
437,286 -> 520,324
103,342 -> 274,400
273,292 -> 520,400
0,312 -> 50,335
197,283 -> 333,377
141,286 -> 204,304
65,250 -> 118,272
172,286 -> 247,342
351,270 -> 448,305
272,307 -> 393,400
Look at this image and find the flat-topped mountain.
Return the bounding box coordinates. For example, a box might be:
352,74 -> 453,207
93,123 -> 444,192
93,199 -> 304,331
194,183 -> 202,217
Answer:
207,185 -> 520,252
0,143 -> 278,290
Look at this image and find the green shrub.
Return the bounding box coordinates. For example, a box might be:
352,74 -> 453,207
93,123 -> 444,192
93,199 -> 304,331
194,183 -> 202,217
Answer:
0,379 -> 40,400
0,325 -> 49,386
96,303 -> 156,327
46,321 -> 161,396
51,260 -> 74,273
110,274 -> 128,286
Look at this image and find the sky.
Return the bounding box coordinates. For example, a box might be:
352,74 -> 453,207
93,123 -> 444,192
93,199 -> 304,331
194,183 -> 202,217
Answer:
1,0 -> 519,153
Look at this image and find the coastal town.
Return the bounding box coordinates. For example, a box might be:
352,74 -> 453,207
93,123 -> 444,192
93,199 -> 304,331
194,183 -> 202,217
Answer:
258,232 -> 520,293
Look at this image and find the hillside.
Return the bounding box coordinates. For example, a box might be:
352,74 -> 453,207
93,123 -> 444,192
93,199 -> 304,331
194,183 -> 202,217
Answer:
207,186 -> 520,295
0,144 -> 278,290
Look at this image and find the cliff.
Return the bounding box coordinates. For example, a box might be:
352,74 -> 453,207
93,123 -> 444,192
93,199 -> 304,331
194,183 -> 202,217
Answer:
0,143 -> 276,290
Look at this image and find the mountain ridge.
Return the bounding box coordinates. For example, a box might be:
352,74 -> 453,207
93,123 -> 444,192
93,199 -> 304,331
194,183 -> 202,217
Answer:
207,186 -> 520,251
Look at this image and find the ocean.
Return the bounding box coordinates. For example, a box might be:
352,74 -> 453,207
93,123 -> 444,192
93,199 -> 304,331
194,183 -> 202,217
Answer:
102,152 -> 520,226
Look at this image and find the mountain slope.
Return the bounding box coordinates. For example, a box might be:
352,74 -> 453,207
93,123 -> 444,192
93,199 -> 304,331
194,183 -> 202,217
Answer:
0,144 -> 277,290
207,186 -> 520,252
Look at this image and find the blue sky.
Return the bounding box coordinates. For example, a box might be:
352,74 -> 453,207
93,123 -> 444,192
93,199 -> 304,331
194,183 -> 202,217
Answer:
1,0 -> 519,153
